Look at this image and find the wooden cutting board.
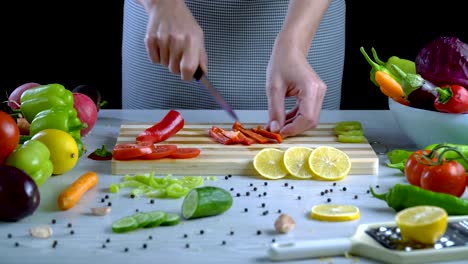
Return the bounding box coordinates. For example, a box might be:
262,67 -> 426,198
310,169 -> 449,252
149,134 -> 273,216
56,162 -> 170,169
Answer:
111,123 -> 379,176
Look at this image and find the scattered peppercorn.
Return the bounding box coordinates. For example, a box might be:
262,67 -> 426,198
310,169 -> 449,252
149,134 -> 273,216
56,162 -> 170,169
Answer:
284,183 -> 289,187
150,199 -> 155,204
249,183 -> 254,187
264,182 -> 268,186
67,223 -> 72,228
200,230 -> 204,235
263,192 -> 267,196
7,234 -> 12,239
342,187 -> 347,191
245,192 -> 250,196
107,202 -> 112,206
183,234 -> 188,238
277,209 -> 282,214
102,244 -> 106,249
142,243 -> 147,249
51,219 -> 56,224
228,174 -> 232,178
148,235 -> 153,240
124,247 -> 129,252
52,240 -> 58,248
320,192 -> 324,196
354,195 -> 359,199
256,230 -> 262,235
70,230 -> 75,235
258,194 -> 262,197
14,242 -> 19,247
333,182 -> 337,186
224,176 -> 229,180
290,186 -> 294,190
261,203 -> 266,208
236,193 -> 241,197
366,189 -> 370,194
297,196 -> 301,200
327,198 -> 331,203
244,208 -> 248,212
130,194 -> 135,199
230,231 -> 234,235
105,195 -> 109,199
329,189 -> 333,192
221,240 -> 226,245
253,187 -> 258,191
262,210 -> 269,216
101,198 -> 105,203
106,238 -> 111,243
230,187 -> 234,191
185,243 -> 190,248
324,189 -> 328,194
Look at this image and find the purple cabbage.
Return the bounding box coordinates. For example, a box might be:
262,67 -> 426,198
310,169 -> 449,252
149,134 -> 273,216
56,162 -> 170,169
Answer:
415,36 -> 468,88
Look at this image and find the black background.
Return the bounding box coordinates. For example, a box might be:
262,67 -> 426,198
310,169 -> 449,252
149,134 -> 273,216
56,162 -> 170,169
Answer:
1,1 -> 466,110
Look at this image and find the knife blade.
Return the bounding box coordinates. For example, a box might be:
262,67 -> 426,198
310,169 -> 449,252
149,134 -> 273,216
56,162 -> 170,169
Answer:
194,66 -> 239,121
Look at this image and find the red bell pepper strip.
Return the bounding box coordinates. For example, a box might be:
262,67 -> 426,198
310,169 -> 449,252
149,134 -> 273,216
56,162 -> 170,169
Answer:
136,109 -> 185,144
209,126 -> 233,145
223,130 -> 255,145
232,121 -> 271,144
434,85 -> 468,114
251,126 -> 283,143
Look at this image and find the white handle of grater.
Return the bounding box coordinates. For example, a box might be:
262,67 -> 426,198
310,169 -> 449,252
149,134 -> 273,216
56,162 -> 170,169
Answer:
268,238 -> 352,261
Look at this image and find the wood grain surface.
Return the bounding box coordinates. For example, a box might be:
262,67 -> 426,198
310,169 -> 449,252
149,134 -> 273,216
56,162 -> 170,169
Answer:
111,123 -> 379,176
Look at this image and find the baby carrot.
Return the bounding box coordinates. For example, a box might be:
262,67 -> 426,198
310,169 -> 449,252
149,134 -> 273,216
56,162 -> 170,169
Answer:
58,171 -> 99,210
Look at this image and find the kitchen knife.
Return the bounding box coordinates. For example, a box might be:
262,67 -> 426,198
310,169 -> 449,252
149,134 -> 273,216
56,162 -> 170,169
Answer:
194,66 -> 239,121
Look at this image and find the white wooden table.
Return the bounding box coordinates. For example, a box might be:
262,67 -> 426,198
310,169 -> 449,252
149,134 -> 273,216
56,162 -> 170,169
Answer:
1,109 -> 465,264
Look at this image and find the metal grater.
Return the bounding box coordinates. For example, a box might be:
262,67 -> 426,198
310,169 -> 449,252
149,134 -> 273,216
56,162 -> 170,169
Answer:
365,220 -> 468,251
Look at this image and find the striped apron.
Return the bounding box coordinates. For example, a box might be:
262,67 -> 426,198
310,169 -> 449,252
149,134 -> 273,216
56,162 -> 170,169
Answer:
122,0 -> 346,110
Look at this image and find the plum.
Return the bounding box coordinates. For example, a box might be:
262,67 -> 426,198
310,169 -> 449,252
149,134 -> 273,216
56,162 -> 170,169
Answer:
0,165 -> 40,222
73,92 -> 98,137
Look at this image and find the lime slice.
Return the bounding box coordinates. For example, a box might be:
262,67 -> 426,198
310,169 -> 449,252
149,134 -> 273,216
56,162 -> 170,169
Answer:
143,211 -> 167,228
310,204 -> 360,221
112,216 -> 139,233
160,213 -> 181,226
395,206 -> 448,244
308,146 -> 351,181
132,212 -> 153,228
253,148 -> 288,179
283,146 -> 314,179
182,186 -> 233,220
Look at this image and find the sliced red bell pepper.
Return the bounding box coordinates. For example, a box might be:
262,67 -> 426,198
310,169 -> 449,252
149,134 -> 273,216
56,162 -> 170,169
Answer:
251,126 -> 283,143
232,121 -> 271,144
209,126 -> 233,145
222,130 -> 255,145
136,109 -> 185,144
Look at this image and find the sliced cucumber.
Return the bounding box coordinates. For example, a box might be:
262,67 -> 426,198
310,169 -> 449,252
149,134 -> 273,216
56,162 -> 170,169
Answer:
143,211 -> 167,228
132,212 -> 153,228
112,216 -> 139,233
182,186 -> 233,220
160,213 -> 181,226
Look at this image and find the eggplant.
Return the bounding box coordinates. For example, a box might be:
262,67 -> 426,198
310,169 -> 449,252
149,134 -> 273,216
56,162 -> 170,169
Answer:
0,165 -> 40,222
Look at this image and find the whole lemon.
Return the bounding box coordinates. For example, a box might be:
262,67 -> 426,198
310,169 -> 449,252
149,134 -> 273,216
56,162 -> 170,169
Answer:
31,129 -> 79,175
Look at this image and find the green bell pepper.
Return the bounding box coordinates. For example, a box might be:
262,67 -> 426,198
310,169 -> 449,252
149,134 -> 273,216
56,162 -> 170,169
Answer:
371,47 -> 416,77
29,106 -> 86,157
5,139 -> 54,187
20,83 -> 74,123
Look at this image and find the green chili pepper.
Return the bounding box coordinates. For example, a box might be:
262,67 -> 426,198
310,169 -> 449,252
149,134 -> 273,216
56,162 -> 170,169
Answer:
20,83 -> 74,123
360,47 -> 401,87
5,139 -> 54,187
371,47 -> 416,77
370,184 -> 468,215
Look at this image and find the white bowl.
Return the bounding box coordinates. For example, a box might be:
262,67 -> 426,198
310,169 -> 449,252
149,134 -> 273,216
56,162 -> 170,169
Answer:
388,98 -> 468,148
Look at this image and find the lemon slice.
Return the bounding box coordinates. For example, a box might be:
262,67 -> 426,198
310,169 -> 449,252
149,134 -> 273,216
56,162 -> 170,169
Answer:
253,148 -> 288,179
283,146 -> 314,179
310,204 -> 360,221
308,146 -> 351,181
395,206 -> 448,244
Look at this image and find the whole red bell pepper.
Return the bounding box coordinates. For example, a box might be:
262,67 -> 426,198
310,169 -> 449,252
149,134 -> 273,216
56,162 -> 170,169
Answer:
136,109 -> 184,144
434,85 -> 468,114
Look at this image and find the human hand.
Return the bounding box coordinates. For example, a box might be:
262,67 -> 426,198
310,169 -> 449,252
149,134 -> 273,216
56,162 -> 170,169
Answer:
142,0 -> 208,81
265,43 -> 327,138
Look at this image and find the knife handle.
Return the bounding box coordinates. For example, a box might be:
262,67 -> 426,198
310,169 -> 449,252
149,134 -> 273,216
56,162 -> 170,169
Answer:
193,66 -> 204,81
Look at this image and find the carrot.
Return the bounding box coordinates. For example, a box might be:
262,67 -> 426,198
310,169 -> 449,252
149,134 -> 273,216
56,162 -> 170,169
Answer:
375,71 -> 406,103
58,171 -> 99,210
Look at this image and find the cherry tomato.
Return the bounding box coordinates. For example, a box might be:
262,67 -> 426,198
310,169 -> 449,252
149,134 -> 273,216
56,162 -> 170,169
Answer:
404,150 -> 435,187
0,111 -> 20,165
112,143 -> 156,160
139,144 -> 178,160
169,148 -> 201,159
420,160 -> 467,197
